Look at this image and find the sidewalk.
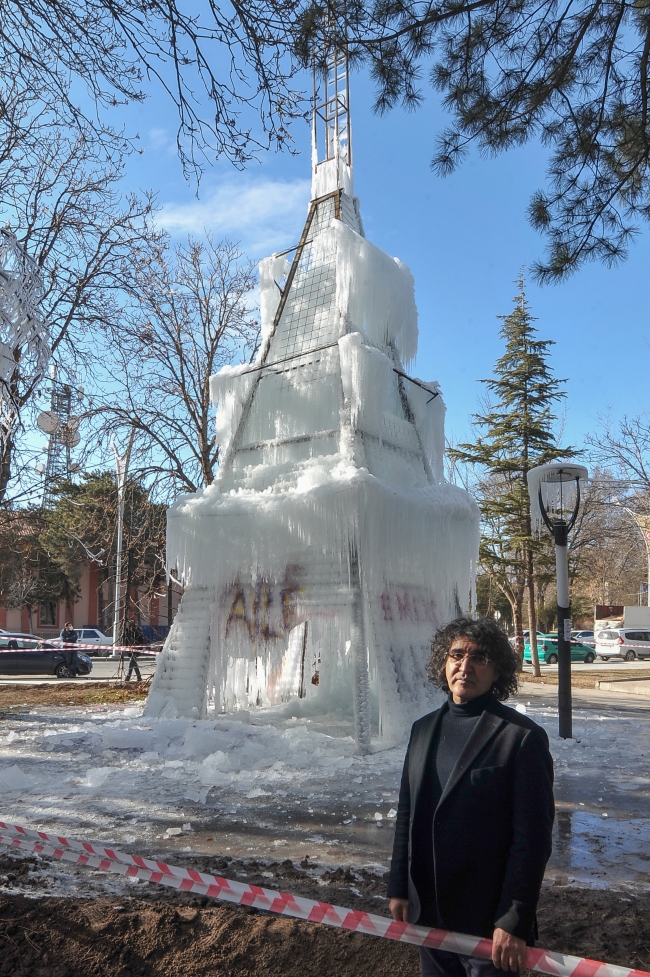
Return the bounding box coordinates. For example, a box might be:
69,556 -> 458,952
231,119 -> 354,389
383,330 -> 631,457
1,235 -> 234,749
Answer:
597,677 -> 650,696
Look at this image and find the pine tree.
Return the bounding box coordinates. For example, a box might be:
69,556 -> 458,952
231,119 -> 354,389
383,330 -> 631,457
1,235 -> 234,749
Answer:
449,273 -> 578,675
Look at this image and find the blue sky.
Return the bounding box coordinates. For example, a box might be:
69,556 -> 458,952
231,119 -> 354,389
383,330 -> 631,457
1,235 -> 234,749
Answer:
118,66 -> 650,454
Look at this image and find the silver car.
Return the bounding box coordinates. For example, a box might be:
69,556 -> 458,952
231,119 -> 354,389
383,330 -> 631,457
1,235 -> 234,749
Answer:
595,628 -> 650,661
51,627 -> 113,656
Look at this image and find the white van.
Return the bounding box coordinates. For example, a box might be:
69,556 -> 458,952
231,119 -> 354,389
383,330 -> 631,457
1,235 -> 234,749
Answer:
595,628 -> 650,661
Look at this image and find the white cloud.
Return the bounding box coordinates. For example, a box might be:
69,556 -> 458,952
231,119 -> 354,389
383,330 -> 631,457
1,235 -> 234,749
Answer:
147,128 -> 171,151
159,177 -> 311,257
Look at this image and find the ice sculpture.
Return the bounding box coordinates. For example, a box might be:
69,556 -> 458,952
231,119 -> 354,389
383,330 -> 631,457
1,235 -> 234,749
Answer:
145,51 -> 479,750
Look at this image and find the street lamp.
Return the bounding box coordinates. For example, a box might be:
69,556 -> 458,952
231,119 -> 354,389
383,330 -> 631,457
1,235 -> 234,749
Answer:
527,463 -> 588,739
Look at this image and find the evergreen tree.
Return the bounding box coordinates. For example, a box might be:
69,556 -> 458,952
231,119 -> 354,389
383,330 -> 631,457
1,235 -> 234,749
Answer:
449,273 -> 577,675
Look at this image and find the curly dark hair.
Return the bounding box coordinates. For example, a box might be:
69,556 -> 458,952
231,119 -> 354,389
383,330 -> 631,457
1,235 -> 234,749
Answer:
427,616 -> 519,701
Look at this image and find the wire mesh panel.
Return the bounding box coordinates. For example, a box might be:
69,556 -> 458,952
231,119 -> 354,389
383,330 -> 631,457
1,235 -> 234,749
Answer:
231,195 -> 345,468
270,196 -> 340,363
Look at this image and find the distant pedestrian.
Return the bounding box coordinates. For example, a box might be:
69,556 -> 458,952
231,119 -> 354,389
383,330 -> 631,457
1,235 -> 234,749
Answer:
122,616 -> 144,682
59,622 -> 79,678
123,617 -> 145,647
59,622 -> 77,644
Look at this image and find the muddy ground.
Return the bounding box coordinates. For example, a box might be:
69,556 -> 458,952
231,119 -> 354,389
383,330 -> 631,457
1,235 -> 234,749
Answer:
0,682 -> 149,709
0,848 -> 648,977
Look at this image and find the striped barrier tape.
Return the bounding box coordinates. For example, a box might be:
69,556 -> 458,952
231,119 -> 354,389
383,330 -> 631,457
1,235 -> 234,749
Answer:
0,642 -> 162,655
0,821 -> 646,977
55,642 -> 163,654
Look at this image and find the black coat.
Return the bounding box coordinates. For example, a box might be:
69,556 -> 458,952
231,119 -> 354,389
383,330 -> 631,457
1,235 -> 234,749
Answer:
387,696 -> 554,942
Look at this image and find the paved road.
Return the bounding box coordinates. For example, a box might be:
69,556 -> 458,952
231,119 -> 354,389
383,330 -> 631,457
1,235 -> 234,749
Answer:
522,659 -> 650,674
0,654 -> 157,685
1,653 -> 646,686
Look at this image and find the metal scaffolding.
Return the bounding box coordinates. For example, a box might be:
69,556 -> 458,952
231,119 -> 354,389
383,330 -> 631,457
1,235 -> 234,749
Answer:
313,29 -> 351,167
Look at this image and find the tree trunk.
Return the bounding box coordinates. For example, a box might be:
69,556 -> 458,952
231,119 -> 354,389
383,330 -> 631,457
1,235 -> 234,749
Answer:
0,436 -> 12,505
121,546 -> 134,643
494,574 -> 525,670
511,596 -> 525,670
526,546 -> 541,677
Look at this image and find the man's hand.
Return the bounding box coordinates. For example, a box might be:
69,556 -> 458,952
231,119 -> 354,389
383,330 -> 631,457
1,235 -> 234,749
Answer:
389,898 -> 409,922
492,928 -> 526,972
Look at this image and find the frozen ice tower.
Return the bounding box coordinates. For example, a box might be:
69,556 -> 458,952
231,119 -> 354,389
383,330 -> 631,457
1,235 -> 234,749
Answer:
145,41 -> 479,749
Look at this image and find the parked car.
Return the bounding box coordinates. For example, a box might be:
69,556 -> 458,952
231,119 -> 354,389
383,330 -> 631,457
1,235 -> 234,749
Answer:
523,634 -> 596,665
51,627 -> 112,656
509,630 -> 544,648
571,630 -> 595,643
0,635 -> 93,677
0,631 -> 42,641
594,628 -> 650,661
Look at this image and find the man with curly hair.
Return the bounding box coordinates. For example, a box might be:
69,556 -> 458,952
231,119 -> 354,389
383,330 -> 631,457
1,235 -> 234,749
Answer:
387,616 -> 554,977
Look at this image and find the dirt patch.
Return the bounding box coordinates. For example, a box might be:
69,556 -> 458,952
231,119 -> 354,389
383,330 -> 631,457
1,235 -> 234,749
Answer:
520,670 -> 650,688
0,893 -> 419,977
0,681 -> 149,709
535,887 -> 650,971
0,883 -> 647,976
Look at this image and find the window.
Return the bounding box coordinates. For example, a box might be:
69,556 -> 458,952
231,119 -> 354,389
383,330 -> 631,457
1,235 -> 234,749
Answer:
624,632 -> 642,642
39,602 -> 57,627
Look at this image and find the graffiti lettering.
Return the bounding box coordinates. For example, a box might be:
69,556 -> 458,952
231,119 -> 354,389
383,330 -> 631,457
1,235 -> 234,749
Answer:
224,567 -> 305,642
380,591 -> 394,622
379,589 -> 437,625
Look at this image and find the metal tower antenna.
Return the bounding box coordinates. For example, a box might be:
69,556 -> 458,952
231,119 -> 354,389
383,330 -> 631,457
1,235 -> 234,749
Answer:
312,18 -> 351,168
0,228 -> 49,457
41,365 -> 82,506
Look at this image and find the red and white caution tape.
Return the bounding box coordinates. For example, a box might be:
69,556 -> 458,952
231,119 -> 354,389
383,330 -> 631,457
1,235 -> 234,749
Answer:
0,821 -> 646,977
0,642 -> 162,655
54,642 -> 162,654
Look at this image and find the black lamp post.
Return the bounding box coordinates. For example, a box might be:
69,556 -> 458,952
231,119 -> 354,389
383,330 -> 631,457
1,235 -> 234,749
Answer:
527,463 -> 588,740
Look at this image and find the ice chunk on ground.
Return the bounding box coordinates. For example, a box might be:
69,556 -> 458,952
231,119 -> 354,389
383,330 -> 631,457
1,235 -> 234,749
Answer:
0,765 -> 34,790
183,787 -> 209,803
85,767 -> 114,788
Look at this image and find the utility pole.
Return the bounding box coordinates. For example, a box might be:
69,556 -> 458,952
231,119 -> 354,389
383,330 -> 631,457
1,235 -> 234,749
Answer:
111,429 -> 135,657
